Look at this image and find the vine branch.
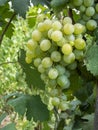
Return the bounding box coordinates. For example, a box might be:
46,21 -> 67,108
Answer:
0,12 -> 16,46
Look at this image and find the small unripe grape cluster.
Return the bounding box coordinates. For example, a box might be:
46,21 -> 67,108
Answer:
71,0 -> 98,31
25,15 -> 86,109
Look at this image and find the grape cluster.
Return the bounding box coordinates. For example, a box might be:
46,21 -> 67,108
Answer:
71,0 -> 98,31
25,15 -> 86,109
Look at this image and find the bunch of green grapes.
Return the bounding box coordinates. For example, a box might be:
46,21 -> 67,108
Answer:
71,0 -> 98,31
25,15 -> 86,110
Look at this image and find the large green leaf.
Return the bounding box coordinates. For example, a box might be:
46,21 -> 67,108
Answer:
6,93 -> 49,121
26,95 -> 49,121
0,113 -> 7,124
7,93 -> 28,116
1,123 -> 16,130
85,44 -> 98,76
0,3 -> 15,38
0,4 -> 14,20
18,49 -> 45,90
51,0 -> 68,10
12,0 -> 30,18
81,114 -> 94,130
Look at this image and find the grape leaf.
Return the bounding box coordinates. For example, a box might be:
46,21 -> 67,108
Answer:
51,0 -> 68,10
0,4 -> 15,38
0,4 -> 13,20
18,49 -> 45,90
85,44 -> 98,76
1,123 -> 16,130
27,7 -> 37,28
26,95 -> 50,121
0,113 -> 7,124
73,114 -> 94,130
31,0 -> 50,6
81,114 -> 94,130
12,0 -> 30,18
7,93 -> 49,121
69,71 -> 83,92
7,93 -> 28,116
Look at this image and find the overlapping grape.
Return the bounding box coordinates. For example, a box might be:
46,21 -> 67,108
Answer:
25,15 -> 86,110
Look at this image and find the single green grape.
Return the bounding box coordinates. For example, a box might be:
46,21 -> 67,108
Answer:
79,5 -> 86,12
73,0 -> 83,6
51,30 -> 63,42
26,39 -> 37,51
74,49 -> 84,60
51,97 -> 60,106
57,75 -> 70,89
55,65 -> 66,75
59,102 -> 69,111
86,19 -> 97,31
63,17 -> 72,24
42,57 -> 53,68
38,64 -> 45,73
32,29 -> 42,41
63,23 -> 74,35
83,0 -> 94,7
52,20 -> 62,30
63,52 -> 75,64
57,38 -> 67,47
37,22 -> 45,32
48,29 -> 53,39
40,73 -> 48,81
62,43 -> 72,55
26,50 -> 36,59
25,57 -> 32,64
40,39 -> 51,51
95,3 -> 98,13
85,7 -> 95,17
33,58 -> 41,67
51,51 -> 61,62
74,38 -> 86,50
66,34 -> 75,42
43,19 -> 52,31
48,68 -> 58,79
74,23 -> 85,34
34,46 -> 43,57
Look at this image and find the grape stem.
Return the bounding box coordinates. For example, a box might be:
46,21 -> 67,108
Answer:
68,8 -> 75,24
94,80 -> 98,130
0,12 -> 16,46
